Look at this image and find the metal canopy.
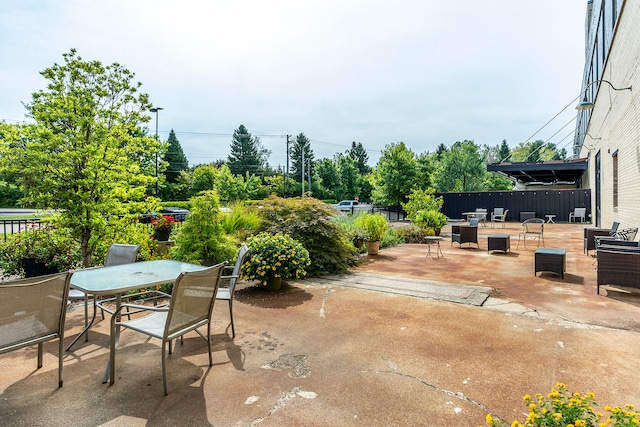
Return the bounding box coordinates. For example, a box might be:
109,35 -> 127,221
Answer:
486,158 -> 588,184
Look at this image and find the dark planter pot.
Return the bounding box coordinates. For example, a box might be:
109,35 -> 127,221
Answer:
154,229 -> 172,241
264,276 -> 282,291
353,238 -> 364,248
23,258 -> 58,278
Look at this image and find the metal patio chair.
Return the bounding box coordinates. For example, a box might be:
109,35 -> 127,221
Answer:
109,262 -> 227,395
1,272 -> 71,387
517,218 -> 545,248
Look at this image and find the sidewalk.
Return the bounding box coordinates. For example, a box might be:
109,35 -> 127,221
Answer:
2,223 -> 640,426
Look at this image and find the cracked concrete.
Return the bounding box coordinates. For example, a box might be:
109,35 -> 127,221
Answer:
2,223 -> 640,426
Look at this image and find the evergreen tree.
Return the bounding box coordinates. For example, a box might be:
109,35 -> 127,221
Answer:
227,125 -> 270,176
347,141 -> 371,174
498,139 -> 511,162
163,129 -> 188,183
290,133 -> 315,183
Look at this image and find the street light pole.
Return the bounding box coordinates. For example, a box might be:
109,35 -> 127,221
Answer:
150,107 -> 163,197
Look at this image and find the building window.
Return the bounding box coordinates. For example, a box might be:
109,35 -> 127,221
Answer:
612,150 -> 618,208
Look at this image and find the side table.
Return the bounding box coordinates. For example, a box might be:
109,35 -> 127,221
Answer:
545,214 -> 556,223
487,234 -> 510,253
424,236 -> 443,259
534,248 -> 566,278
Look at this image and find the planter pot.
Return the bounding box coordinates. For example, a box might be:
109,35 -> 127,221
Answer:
365,240 -> 380,255
434,228 -> 441,236
264,276 -> 282,291
154,229 -> 172,241
23,258 -> 58,278
353,238 -> 364,248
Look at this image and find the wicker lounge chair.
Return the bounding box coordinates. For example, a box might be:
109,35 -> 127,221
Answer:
584,222 -> 619,255
596,246 -> 640,294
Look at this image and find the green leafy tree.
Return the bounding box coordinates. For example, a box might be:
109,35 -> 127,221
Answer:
434,140 -> 486,192
290,133 -> 314,183
510,140 -> 564,163
337,154 -> 361,200
227,124 -> 270,176
415,152 -> 435,190
163,129 -> 188,183
347,141 -> 371,174
372,142 -> 417,206
191,164 -> 219,194
0,49 -> 158,267
315,158 -> 341,200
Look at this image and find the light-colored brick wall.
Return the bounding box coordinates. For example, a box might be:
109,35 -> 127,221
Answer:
579,1 -> 640,229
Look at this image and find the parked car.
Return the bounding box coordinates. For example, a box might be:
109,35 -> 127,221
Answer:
139,207 -> 190,223
333,200 -> 372,213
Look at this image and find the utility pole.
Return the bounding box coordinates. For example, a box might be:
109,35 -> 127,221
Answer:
301,148 -> 305,196
307,157 -> 311,194
285,135 -> 290,196
150,107 -> 163,197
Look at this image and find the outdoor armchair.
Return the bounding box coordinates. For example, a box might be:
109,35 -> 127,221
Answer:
584,222 -> 619,255
0,272 -> 71,387
109,262 -> 227,395
490,209 -> 509,228
569,207 -> 587,223
451,218 -> 479,248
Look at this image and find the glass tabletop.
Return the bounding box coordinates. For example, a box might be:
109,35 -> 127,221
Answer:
70,260 -> 207,295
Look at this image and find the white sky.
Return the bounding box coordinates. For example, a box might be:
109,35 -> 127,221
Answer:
1,0 -> 587,167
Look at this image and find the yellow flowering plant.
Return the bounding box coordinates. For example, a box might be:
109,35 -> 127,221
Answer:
482,383 -> 640,427
242,232 -> 311,284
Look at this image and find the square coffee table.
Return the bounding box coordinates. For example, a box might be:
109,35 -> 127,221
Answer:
487,234 -> 510,253
534,248 -> 566,278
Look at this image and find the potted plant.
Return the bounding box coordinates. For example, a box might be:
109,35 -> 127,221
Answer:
242,232 -> 311,291
151,215 -> 177,241
354,213 -> 389,255
413,209 -> 448,236
0,224 -> 82,278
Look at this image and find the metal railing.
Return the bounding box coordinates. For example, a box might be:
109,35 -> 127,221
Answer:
2,219 -> 43,241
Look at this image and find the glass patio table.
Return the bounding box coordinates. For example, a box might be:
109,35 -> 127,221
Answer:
67,260 -> 207,381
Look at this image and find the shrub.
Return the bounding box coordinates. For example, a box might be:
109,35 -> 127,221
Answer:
171,190 -> 235,266
402,188 -> 443,220
413,209 -> 448,234
219,201 -> 262,243
483,383 -> 640,427
354,212 -> 389,242
255,195 -> 359,276
0,224 -> 82,277
380,227 -> 404,248
242,232 -> 310,283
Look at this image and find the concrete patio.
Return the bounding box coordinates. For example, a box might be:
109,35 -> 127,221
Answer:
2,222 -> 640,426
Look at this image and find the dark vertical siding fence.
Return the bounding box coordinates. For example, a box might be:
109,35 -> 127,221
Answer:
437,189 -> 591,223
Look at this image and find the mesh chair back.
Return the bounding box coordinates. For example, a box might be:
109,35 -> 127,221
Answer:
105,244 -> 140,266
165,262 -> 226,337
0,273 -> 71,351
469,218 -> 480,227
493,208 -> 504,216
523,218 -> 544,235
229,245 -> 250,294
